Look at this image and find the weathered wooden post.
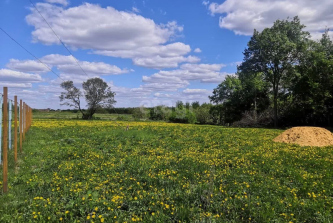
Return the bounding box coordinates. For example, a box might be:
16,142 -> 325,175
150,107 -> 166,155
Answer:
0,94 -> 2,165
8,99 -> 12,150
23,103 -> 26,140
14,96 -> 18,163
20,100 -> 22,153
2,87 -> 8,193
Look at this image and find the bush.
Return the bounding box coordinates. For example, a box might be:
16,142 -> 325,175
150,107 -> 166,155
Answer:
195,106 -> 213,124
186,110 -> 197,124
169,109 -> 196,124
232,109 -> 273,127
149,106 -> 171,121
132,107 -> 150,120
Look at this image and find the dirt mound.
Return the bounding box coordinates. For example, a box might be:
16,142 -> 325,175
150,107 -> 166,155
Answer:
273,127 -> 333,147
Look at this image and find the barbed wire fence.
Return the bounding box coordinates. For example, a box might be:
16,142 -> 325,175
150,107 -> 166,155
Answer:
0,87 -> 32,194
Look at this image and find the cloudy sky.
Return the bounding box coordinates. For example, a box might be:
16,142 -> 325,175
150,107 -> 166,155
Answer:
0,0 -> 332,109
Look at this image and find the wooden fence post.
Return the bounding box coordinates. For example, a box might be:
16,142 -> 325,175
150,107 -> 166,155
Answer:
30,107 -> 31,128
8,99 -> 12,150
23,103 -> 26,140
2,87 -> 8,193
28,107 -> 30,129
14,96 -> 17,163
0,95 -> 2,165
20,100 -> 22,153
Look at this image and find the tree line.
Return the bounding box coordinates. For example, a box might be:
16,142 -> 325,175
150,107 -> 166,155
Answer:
210,16 -> 333,127
59,16 -> 332,127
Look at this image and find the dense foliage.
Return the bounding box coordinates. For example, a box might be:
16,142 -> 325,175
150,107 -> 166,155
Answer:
210,17 -> 333,127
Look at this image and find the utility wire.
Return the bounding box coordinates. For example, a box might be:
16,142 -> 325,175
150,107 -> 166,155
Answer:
0,27 -> 65,81
29,0 -> 89,78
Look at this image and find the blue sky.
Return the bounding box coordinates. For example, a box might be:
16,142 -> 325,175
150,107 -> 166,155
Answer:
1,0 -> 332,108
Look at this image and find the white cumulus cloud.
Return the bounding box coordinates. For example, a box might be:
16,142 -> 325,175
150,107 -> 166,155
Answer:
0,69 -> 43,82
183,88 -> 210,94
26,3 -> 198,69
208,0 -> 333,39
140,63 -> 228,93
6,54 -> 130,77
45,0 -> 68,6
133,56 -> 200,69
0,82 -> 32,88
132,7 -> 140,13
203,1 -> 210,6
26,3 -> 181,50
194,48 -> 202,53
6,59 -> 49,73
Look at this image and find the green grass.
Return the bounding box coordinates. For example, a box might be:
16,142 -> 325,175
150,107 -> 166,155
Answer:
0,119 -> 332,222
32,111 -> 134,121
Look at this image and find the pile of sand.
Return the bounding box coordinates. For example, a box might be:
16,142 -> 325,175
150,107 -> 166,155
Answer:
273,127 -> 333,147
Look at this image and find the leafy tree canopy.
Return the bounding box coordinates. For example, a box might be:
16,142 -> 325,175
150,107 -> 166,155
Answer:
60,77 -> 116,119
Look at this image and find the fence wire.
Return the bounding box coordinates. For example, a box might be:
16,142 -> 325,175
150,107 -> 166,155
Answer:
1,88 -> 32,193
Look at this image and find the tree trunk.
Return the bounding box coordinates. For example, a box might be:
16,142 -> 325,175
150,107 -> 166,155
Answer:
219,107 -> 223,125
273,84 -> 278,128
254,90 -> 257,122
274,95 -> 278,128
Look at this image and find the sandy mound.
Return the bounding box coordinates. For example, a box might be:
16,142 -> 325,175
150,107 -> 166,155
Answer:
273,127 -> 333,147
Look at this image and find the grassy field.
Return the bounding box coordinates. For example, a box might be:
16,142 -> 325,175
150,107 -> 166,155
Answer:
32,111 -> 134,121
0,119 -> 333,222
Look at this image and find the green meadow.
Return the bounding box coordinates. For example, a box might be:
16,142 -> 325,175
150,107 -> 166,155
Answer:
0,118 -> 332,222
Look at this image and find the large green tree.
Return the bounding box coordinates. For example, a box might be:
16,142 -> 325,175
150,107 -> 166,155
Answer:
239,16 -> 310,127
238,71 -> 270,121
60,77 -> 116,119
288,30 -> 333,126
209,75 -> 245,124
209,73 -> 270,125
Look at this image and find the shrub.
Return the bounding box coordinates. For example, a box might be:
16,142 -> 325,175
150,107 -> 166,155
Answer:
232,109 -> 273,127
195,106 -> 213,124
169,109 -> 196,124
132,107 -> 150,120
149,106 -> 171,121
186,110 -> 197,124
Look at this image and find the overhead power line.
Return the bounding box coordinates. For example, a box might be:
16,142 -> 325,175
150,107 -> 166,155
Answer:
29,0 -> 89,78
0,27 -> 64,81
